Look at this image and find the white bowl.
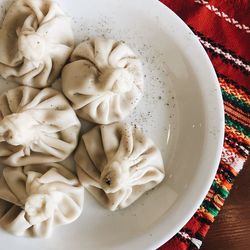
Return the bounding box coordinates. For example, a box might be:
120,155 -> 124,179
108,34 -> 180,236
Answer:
0,0 -> 224,249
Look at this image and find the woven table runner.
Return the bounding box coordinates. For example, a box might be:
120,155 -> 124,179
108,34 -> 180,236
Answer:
159,0 -> 250,249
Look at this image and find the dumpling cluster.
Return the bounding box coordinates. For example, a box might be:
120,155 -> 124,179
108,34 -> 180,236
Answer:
0,0 -> 74,88
0,163 -> 84,238
62,37 -> 144,124
0,0 -> 165,240
0,86 -> 81,166
74,123 -> 165,211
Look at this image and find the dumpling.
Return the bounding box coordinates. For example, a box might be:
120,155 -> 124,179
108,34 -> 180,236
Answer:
0,163 -> 84,238
0,86 -> 81,167
74,123 -> 165,211
0,0 -> 74,88
62,37 -> 144,124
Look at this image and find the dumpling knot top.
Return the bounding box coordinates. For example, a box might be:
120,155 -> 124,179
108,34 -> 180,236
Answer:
0,0 -> 75,88
0,86 -> 81,167
74,123 -> 165,211
0,113 -> 39,147
0,164 -> 84,238
18,32 -> 46,63
62,37 -> 144,124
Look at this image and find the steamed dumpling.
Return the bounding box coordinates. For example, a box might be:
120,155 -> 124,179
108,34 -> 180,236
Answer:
74,123 -> 165,211
62,37 -> 144,124
0,0 -> 74,88
0,163 -> 84,238
0,86 -> 81,166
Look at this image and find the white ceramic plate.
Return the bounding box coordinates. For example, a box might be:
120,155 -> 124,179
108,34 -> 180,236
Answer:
0,0 -> 224,249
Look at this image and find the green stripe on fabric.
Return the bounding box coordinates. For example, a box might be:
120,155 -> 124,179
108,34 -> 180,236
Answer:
221,88 -> 250,113
201,180 -> 231,217
225,114 -> 250,137
211,181 -> 229,199
202,200 -> 219,217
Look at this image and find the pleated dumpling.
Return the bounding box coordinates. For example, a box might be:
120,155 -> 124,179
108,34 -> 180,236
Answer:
0,163 -> 84,238
74,123 -> 165,211
62,37 -> 144,124
0,0 -> 74,88
0,86 -> 81,166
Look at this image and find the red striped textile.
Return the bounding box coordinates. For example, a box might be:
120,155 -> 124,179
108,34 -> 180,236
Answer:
159,1 -> 250,249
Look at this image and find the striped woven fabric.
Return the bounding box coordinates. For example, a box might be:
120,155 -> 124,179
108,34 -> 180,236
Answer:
159,0 -> 250,249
